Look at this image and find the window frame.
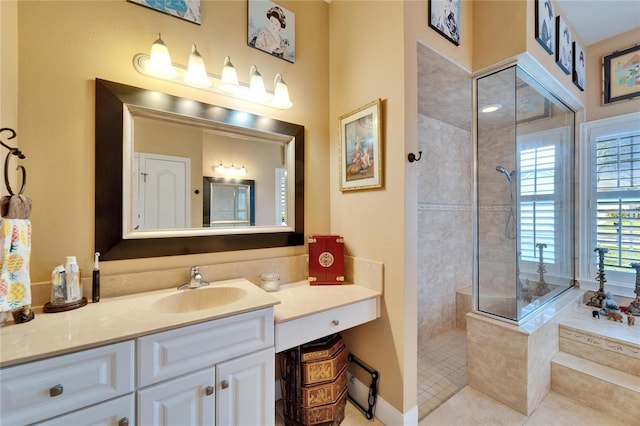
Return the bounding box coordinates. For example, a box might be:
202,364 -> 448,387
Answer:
579,112 -> 640,297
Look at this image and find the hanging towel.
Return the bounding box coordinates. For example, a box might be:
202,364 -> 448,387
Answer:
0,219 -> 31,312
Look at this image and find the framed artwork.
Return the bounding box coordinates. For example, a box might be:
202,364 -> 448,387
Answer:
248,0 -> 295,63
555,16 -> 572,75
339,99 -> 383,192
516,84 -> 550,124
428,0 -> 460,46
572,41 -> 585,91
535,0 -> 554,55
603,44 -> 640,104
128,0 -> 201,25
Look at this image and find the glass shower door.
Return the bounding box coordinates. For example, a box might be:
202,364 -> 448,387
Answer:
475,65 -> 575,322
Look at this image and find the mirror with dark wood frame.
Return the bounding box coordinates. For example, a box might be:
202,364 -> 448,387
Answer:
95,78 -> 304,260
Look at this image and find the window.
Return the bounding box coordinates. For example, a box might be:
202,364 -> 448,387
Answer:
580,112 -> 640,292
517,127 -> 572,281
519,145 -> 556,263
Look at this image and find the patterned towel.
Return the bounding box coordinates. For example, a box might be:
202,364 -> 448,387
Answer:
0,219 -> 31,312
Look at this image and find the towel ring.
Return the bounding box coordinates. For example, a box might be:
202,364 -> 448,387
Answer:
0,128 -> 27,196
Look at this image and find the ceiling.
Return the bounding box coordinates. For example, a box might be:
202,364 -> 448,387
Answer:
557,0 -> 640,46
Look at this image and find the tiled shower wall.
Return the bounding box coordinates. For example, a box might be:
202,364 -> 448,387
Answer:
417,114 -> 472,343
416,44 -> 473,344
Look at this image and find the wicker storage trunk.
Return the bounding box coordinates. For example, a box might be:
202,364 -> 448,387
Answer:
279,334 -> 348,426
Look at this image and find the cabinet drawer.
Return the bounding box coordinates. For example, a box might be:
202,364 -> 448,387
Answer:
33,394 -> 135,426
0,341 -> 134,426
137,307 -> 274,387
275,298 -> 379,352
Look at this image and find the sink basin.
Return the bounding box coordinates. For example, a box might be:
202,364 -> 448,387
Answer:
151,287 -> 247,313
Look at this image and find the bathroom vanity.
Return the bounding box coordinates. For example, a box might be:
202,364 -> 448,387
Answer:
0,278 -> 381,425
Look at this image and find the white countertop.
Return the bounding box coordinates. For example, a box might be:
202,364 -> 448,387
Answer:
0,279 -> 380,368
0,278 -> 279,367
272,281 -> 381,323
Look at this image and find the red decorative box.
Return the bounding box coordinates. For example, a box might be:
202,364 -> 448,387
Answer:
308,235 -> 344,285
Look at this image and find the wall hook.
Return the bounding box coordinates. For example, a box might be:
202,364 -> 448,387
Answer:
408,151 -> 422,162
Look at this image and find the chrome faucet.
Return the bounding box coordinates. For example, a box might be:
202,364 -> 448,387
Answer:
178,266 -> 209,290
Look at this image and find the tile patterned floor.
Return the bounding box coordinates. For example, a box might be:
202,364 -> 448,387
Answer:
417,328 -> 468,420
420,386 -> 621,426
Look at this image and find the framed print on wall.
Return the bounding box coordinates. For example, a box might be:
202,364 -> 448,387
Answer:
428,0 -> 460,46
128,0 -> 201,25
573,41 -> 585,91
555,16 -> 572,75
535,0 -> 554,55
603,44 -> 640,104
339,99 -> 383,192
248,0 -> 295,63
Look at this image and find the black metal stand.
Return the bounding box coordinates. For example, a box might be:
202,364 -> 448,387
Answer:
347,353 -> 379,420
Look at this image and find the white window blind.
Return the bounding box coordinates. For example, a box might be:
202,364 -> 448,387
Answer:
595,133 -> 640,272
520,145 -> 556,263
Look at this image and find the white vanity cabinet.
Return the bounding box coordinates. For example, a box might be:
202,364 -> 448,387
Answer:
0,341 -> 135,426
136,307 -> 275,426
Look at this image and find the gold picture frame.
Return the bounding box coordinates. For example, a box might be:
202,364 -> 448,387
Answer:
338,99 -> 383,192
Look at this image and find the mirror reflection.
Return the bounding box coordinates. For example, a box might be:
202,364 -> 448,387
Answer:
129,113 -> 291,234
203,177 -> 256,227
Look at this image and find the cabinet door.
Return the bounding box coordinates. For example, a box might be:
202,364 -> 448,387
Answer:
33,394 -> 135,426
216,348 -> 275,426
137,368 -> 215,426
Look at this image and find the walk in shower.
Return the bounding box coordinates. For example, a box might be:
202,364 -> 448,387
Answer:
475,65 -> 575,322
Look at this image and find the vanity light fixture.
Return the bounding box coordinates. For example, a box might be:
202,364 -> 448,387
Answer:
146,33 -> 177,79
184,44 -> 211,88
249,65 -> 267,102
133,35 -> 293,109
481,103 -> 502,113
220,56 -> 239,93
273,74 -> 293,109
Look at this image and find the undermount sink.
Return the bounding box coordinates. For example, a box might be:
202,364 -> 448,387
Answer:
151,286 -> 247,313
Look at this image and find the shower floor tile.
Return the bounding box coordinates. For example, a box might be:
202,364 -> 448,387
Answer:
418,328 -> 467,421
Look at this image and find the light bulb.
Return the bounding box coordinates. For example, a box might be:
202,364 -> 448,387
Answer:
273,74 -> 292,109
221,56 -> 239,93
146,33 -> 176,79
249,65 -> 266,102
239,164 -> 247,176
184,44 -> 211,88
215,162 -> 225,173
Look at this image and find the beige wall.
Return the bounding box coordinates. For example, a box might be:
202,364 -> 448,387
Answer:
13,1 -> 330,283
328,0 -> 409,413
473,0 -> 527,71
1,1 -> 18,200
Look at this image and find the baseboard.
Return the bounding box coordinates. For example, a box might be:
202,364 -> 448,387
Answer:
347,371 -> 418,425
276,375 -> 418,425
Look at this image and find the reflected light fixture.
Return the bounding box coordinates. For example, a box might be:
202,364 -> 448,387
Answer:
213,162 -> 248,176
481,103 -> 502,113
133,34 -> 292,109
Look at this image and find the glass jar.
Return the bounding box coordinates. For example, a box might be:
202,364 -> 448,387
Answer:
260,272 -> 280,292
